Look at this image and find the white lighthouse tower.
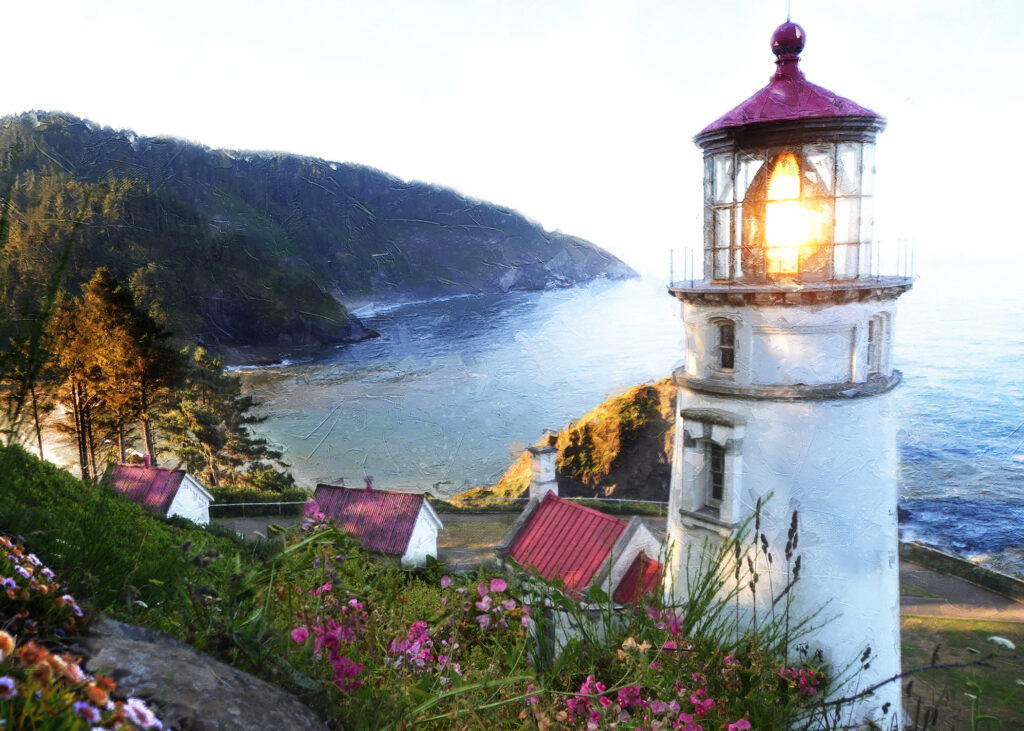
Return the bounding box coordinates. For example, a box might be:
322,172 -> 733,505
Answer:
665,21 -> 912,727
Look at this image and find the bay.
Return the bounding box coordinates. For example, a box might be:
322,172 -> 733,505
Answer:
241,276 -> 1024,577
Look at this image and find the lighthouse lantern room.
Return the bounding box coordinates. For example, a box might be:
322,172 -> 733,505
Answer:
665,21 -> 913,727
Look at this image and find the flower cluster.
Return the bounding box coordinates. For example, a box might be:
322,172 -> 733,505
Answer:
0,535 -> 84,638
301,500 -> 330,532
779,665 -> 821,696
292,596 -> 369,692
0,535 -> 164,730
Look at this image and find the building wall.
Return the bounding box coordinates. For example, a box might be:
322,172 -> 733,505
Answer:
167,476 -> 212,526
667,296 -> 904,728
401,507 -> 440,567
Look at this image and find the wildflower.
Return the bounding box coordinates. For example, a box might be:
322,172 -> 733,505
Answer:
476,614 -> 491,630
0,630 -> 13,659
521,615 -> 530,627
455,587 -> 467,596
83,685 -> 109,707
0,676 -> 16,700
331,655 -> 364,692
0,577 -> 14,590
475,595 -> 493,612
664,640 -> 677,650
291,626 -> 309,643
19,640 -> 46,665
74,701 -> 102,723
63,659 -> 87,683
15,565 -> 31,579
440,575 -> 453,589
490,578 -> 507,593
40,567 -> 55,581
31,662 -> 53,683
728,720 -> 752,731
124,697 -> 159,728
502,598 -> 516,611
477,582 -> 489,598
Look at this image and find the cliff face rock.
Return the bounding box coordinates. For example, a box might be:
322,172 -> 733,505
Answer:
454,377 -> 676,505
0,112 -> 636,349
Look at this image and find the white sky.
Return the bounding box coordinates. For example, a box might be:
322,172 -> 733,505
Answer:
4,0 -> 1021,282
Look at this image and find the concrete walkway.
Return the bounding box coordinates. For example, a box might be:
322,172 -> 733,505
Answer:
900,561 -> 1024,623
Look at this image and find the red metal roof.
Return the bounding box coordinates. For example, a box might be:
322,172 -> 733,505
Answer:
699,21 -> 880,136
505,493 -> 628,594
109,464 -> 186,515
313,484 -> 425,556
612,552 -> 664,605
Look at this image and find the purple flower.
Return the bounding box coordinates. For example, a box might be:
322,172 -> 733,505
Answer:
476,614 -> 491,630
25,553 -> 41,567
0,676 -> 16,700
475,595 -> 492,612
728,720 -> 753,731
124,697 -> 159,728
291,626 -> 309,643
0,577 -> 14,590
489,577 -> 507,593
521,615 -> 530,627
440,575 -> 453,589
40,567 -> 54,582
501,599 -> 516,611
455,587 -> 467,596
73,701 -> 101,723
15,565 -> 30,579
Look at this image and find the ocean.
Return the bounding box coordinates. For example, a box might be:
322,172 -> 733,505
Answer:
240,276 -> 1024,578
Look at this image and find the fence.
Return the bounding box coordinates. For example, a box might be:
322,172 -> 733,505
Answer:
209,501 -> 307,518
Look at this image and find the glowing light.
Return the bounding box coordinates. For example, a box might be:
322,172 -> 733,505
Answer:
764,152 -> 822,274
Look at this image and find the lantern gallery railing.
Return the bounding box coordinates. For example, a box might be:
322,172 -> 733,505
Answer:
670,238 -> 915,287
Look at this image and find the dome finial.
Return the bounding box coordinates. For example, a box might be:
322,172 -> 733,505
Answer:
770,20 -> 806,78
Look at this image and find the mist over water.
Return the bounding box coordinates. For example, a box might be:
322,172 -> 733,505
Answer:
243,275 -> 1024,577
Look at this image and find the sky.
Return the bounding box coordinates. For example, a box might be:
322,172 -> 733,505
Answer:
4,0 -> 1022,285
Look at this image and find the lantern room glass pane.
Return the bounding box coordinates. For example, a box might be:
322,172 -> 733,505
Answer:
714,154 -> 734,204
714,207 -> 731,247
833,244 -> 858,280
737,155 -> 764,201
803,143 -> 835,193
704,156 -> 714,203
837,143 -> 862,195
713,247 -> 730,280
861,143 -> 876,196
835,198 -> 860,243
859,197 -> 874,243
859,241 -> 874,277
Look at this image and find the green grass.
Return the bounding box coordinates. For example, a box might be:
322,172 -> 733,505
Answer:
901,581 -> 940,599
901,616 -> 1024,729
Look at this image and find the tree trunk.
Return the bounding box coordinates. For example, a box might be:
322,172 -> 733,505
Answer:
85,404 -> 98,484
118,421 -> 126,464
29,384 -> 43,460
71,381 -> 90,482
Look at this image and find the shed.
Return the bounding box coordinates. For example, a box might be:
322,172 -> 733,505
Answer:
496,492 -> 662,604
313,483 -> 443,567
109,462 -> 214,526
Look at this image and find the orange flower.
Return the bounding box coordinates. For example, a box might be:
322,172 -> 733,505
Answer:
31,662 -> 53,684
0,630 -> 14,659
94,675 -> 116,692
83,684 -> 109,707
19,640 -> 47,665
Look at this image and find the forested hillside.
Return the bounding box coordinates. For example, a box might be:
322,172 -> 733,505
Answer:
0,112 -> 634,350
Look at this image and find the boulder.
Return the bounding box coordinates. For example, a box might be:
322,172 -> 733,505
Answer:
77,618 -> 328,731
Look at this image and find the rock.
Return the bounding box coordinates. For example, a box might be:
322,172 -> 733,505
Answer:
77,618 -> 328,731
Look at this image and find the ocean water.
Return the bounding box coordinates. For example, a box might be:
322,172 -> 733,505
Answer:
241,276 -> 1024,578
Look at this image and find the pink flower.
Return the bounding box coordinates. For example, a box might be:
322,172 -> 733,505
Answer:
521,615 -> 530,627
477,582 -> 488,597
440,575 -> 453,589
475,595 -> 493,612
303,500 -> 321,517
476,614 -> 491,630
489,578 -> 507,593
291,626 -> 309,643
728,720 -> 752,731
501,599 -> 516,611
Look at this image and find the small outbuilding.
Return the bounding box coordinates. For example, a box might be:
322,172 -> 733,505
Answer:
496,491 -> 663,605
313,483 -> 443,567
109,459 -> 214,526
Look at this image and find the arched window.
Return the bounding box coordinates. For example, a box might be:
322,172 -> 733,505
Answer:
713,319 -> 736,371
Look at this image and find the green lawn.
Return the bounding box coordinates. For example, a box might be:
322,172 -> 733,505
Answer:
901,616 -> 1024,729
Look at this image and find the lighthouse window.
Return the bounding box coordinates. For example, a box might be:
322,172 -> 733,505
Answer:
708,442 -> 725,506
715,321 -> 736,370
867,313 -> 887,375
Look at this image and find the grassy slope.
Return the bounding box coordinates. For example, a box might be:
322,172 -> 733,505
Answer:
452,377 -> 676,505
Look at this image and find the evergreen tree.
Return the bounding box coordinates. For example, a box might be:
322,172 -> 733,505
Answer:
162,346 -> 293,491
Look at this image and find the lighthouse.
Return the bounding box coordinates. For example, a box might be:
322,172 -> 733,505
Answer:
665,21 -> 912,727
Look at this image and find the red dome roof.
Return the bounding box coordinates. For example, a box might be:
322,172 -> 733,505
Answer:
698,22 -> 881,137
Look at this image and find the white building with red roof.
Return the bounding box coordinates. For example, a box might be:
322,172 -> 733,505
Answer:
109,459 -> 214,525
313,482 -> 443,567
496,491 -> 663,606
